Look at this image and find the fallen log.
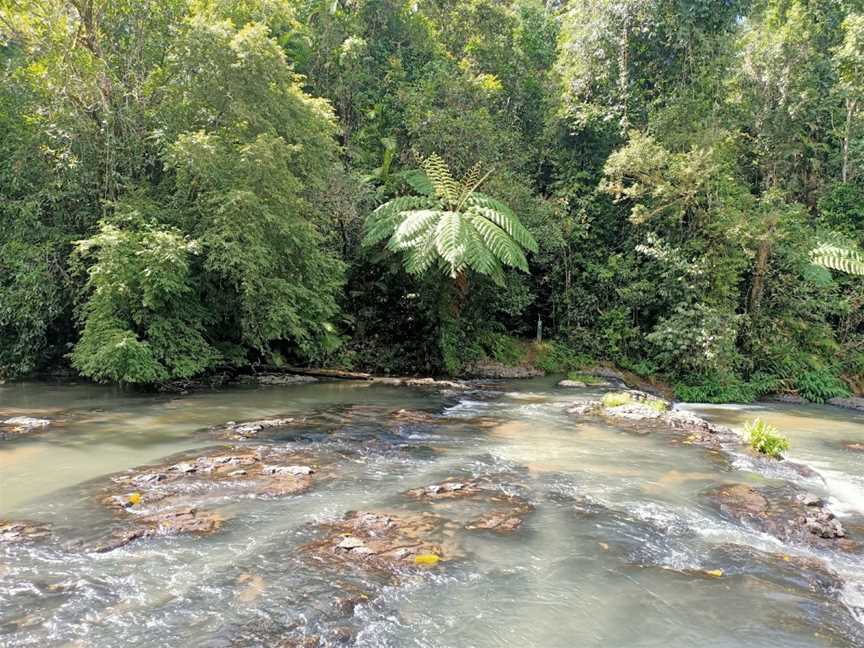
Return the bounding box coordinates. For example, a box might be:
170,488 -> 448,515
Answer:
283,366 -> 372,380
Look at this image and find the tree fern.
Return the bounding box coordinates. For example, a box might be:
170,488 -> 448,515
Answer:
811,240 -> 864,276
363,155 -> 537,284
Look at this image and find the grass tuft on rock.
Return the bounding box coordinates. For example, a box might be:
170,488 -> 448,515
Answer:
745,418 -> 790,458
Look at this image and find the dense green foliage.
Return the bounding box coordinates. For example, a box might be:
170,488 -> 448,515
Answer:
1,0 -> 863,400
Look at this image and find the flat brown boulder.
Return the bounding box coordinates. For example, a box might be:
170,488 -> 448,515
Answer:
841,441 -> 864,452
218,418 -> 299,440
103,446 -> 322,512
95,507 -> 224,552
301,511 -> 456,575
404,478 -> 534,533
0,520 -> 51,543
96,446 -> 327,551
705,484 -> 852,549
568,398 -> 741,451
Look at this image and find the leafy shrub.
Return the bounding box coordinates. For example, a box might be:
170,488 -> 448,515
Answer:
601,392 -> 632,408
646,304 -> 742,378
795,370 -> 850,403
534,341 -> 592,373
675,374 -> 780,403
71,224 -> 219,384
478,331 -> 526,365
745,418 -> 790,458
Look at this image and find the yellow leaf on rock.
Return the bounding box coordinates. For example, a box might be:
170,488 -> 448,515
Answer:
128,492 -> 142,506
704,569 -> 723,578
414,554 -> 440,566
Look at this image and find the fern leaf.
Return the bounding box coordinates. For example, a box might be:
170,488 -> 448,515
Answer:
402,170 -> 435,196
363,196 -> 435,246
461,220 -> 498,276
811,242 -> 864,276
468,213 -> 528,272
422,154 -> 460,207
434,211 -> 466,275
403,226 -> 438,275
467,195 -> 538,252
391,210 -> 440,251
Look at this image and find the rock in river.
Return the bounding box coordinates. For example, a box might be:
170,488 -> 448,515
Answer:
558,380 -> 587,388
95,507 -> 225,552
404,477 -> 534,533
95,445 -> 328,551
0,520 -> 51,543
0,416 -> 51,438
302,511 -> 457,577
704,483 -> 852,548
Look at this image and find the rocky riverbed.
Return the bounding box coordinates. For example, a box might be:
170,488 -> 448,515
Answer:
1,377 -> 863,647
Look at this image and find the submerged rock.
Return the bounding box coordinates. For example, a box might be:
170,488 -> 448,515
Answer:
558,380 -> 587,388
301,511 -> 455,576
219,418 -> 298,440
840,441 -> 864,453
705,483 -> 851,547
0,520 -> 51,543
103,446 -> 321,508
827,396 -> 864,412
0,416 -> 51,437
404,477 -> 534,533
95,507 -> 224,552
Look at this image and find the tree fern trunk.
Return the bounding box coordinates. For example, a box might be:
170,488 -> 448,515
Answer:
748,238 -> 772,314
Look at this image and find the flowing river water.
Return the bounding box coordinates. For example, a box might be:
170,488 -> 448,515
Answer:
1,377 -> 863,647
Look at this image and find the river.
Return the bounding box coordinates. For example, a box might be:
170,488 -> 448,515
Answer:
1,377 -> 863,647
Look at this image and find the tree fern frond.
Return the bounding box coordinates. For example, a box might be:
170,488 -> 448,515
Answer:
811,242 -> 864,276
422,154 -> 460,207
363,154 -> 534,282
433,211 -> 466,275
402,170 -> 435,196
390,209 -> 440,251
461,220 -> 498,276
468,213 -> 529,272
363,195 -> 435,246
403,226 -> 438,275
467,201 -> 538,253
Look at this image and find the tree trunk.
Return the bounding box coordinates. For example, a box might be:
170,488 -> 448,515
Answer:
748,228 -> 774,315
619,17 -> 630,131
843,97 -> 857,184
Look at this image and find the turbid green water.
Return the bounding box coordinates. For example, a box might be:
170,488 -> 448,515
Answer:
1,378 -> 863,647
